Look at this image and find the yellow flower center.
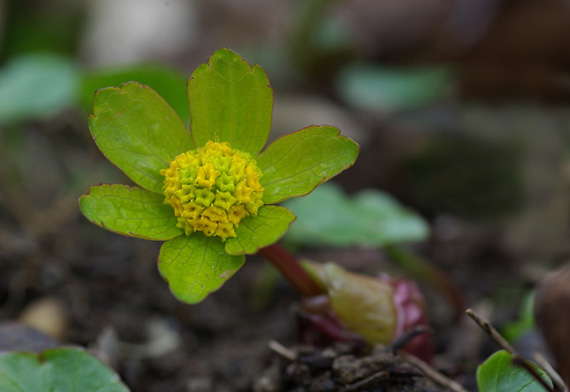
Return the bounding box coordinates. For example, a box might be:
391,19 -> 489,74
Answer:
161,141 -> 264,240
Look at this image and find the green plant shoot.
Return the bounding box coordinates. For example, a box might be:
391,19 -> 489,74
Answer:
79,48 -> 359,304
476,350 -> 553,392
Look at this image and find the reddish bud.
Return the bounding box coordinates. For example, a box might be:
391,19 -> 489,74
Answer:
385,276 -> 434,361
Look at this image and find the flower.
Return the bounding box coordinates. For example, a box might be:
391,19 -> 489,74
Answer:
162,140 -> 265,239
79,48 -> 359,304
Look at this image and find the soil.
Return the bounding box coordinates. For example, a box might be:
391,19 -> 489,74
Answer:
255,343 -> 445,392
0,233 -> 452,392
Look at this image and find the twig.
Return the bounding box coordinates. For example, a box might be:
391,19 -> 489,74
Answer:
512,356 -> 555,392
466,309 -> 567,392
465,308 -> 517,355
344,370 -> 389,391
383,326 -> 433,354
533,352 -> 568,392
268,340 -> 297,361
403,353 -> 471,392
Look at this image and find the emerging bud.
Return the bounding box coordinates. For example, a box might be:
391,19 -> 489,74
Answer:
303,262 -> 434,361
387,275 -> 434,361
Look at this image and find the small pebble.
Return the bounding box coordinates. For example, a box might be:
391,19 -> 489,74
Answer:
19,296 -> 68,340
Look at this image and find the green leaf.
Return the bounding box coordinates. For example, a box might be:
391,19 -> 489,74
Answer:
80,64 -> 190,124
79,184 -> 182,241
158,234 -> 245,304
501,292 -> 536,343
284,182 -> 429,247
336,64 -> 452,111
258,126 -> 359,204
0,347 -> 129,392
476,350 -> 552,392
0,53 -> 79,125
225,205 -> 296,255
188,48 -> 272,155
89,82 -> 194,193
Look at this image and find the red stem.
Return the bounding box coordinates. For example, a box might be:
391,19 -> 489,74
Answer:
258,243 -> 324,298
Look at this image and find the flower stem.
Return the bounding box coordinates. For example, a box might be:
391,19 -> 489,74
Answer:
259,243 -> 324,298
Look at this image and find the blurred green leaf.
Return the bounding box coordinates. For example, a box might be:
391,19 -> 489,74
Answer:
312,16 -> 353,52
0,53 -> 79,124
336,64 -> 452,111
158,234 -> 245,304
289,0 -> 354,79
188,48 -> 272,155
0,347 -> 129,392
258,126 -> 359,204
477,350 -> 552,392
284,182 -> 428,247
3,1 -> 84,56
80,64 -> 190,124
501,292 -> 536,343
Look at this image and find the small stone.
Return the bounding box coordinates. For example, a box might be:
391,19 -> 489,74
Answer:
19,296 -> 68,340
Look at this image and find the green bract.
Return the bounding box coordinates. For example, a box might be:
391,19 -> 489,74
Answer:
80,48 -> 359,304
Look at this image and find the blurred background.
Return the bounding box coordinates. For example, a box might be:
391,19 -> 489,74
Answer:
1,0 -> 570,390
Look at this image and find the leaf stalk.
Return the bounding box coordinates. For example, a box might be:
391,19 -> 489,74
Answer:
259,243 -> 324,297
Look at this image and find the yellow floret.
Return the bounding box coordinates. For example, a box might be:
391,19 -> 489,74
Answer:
160,141 -> 264,240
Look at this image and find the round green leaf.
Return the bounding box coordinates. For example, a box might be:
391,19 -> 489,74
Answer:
0,54 -> 79,125
188,48 -> 272,155
79,184 -> 183,241
284,182 -> 429,247
336,64 -> 452,111
258,125 -> 359,204
225,205 -> 296,255
476,350 -> 553,392
158,234 -> 245,304
0,347 -> 129,392
89,82 -> 194,193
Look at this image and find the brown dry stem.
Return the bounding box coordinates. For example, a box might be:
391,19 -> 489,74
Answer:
465,308 -> 517,354
466,308 -> 566,392
403,353 -> 471,392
